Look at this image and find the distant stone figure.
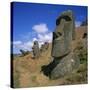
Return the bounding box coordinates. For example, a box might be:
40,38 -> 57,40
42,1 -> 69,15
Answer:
32,41 -> 40,59
20,49 -> 29,56
41,10 -> 80,79
44,42 -> 49,50
40,44 -> 45,53
40,42 -> 49,53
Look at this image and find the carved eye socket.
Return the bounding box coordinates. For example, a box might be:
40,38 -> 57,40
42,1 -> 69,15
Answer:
53,32 -> 62,40
56,15 -> 72,25
58,32 -> 62,36
62,16 -> 71,21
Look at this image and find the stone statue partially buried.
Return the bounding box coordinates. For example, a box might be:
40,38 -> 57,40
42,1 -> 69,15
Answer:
41,10 -> 80,79
32,41 -> 40,59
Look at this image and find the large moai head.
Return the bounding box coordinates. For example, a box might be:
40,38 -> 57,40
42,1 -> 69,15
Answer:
52,10 -> 75,58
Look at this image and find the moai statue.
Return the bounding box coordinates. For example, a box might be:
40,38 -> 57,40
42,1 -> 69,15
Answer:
44,42 -> 49,50
20,49 -> 29,56
40,44 -> 44,53
32,41 -> 40,59
41,10 -> 80,79
20,49 -> 25,56
40,42 -> 49,53
52,10 -> 75,58
40,44 -> 45,56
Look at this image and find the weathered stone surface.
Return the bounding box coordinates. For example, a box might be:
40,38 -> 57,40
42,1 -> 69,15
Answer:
41,10 -> 80,79
40,42 -> 49,52
32,41 -> 40,59
50,53 -> 80,79
44,42 -> 49,50
20,49 -> 29,56
41,58 -> 60,77
51,10 -> 75,58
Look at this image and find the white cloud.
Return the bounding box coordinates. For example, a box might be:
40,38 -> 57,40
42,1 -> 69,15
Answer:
75,21 -> 81,27
13,32 -> 53,52
13,40 -> 33,51
32,23 -> 48,33
25,41 -> 33,48
37,32 -> 52,43
33,38 -> 38,42
13,23 -> 53,53
39,42 -> 44,48
13,41 -> 22,45
38,34 -> 44,42
32,23 -> 53,48
45,32 -> 52,43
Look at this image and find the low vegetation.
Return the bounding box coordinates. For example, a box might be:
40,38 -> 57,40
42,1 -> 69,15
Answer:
12,26 -> 88,88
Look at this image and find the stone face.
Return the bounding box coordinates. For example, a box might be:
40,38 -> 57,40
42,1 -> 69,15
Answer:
51,10 -> 75,58
32,41 -> 40,59
41,10 -> 80,79
50,53 -> 80,79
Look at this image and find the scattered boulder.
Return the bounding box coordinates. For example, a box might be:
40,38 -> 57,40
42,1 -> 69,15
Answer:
50,53 -> 80,79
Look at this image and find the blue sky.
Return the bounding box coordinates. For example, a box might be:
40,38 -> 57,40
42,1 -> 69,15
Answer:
11,2 -> 87,54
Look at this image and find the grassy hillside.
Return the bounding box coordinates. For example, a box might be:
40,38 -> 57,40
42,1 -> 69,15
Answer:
12,26 -> 88,88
